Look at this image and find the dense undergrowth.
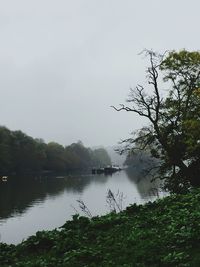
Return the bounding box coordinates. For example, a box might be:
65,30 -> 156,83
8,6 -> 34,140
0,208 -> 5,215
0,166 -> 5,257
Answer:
1,190 -> 200,266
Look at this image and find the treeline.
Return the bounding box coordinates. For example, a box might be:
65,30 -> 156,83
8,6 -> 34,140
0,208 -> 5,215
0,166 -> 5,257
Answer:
0,126 -> 111,175
124,151 -> 159,175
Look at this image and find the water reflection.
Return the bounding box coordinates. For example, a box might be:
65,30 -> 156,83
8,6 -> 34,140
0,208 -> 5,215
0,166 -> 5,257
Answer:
0,177 -> 60,220
0,171 -> 161,221
0,170 -> 163,244
126,168 -> 163,199
63,174 -> 108,193
0,174 -> 110,221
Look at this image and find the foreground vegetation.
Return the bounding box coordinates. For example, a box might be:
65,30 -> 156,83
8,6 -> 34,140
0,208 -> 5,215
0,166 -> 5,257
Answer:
1,190 -> 200,267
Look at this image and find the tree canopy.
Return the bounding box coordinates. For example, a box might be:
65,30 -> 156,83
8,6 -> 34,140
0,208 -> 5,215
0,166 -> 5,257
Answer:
0,126 -> 111,175
114,49 -> 200,193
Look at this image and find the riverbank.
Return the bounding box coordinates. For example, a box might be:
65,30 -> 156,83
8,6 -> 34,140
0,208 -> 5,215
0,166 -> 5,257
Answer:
1,189 -> 200,267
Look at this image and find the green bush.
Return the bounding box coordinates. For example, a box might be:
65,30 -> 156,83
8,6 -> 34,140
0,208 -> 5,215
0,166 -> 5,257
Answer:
1,189 -> 200,266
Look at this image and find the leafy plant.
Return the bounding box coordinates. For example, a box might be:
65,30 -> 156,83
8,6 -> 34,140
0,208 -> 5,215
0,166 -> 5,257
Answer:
1,189 -> 200,266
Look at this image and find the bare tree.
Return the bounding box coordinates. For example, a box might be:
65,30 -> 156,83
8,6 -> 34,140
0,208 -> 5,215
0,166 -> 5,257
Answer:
113,50 -> 200,192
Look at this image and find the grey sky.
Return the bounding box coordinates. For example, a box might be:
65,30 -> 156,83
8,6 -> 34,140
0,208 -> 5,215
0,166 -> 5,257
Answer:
0,0 -> 199,147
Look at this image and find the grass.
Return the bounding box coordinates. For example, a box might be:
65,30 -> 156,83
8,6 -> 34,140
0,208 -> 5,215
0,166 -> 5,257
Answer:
1,189 -> 200,266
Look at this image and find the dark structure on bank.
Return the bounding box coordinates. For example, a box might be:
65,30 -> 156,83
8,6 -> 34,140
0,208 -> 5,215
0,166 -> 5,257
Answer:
92,166 -> 121,175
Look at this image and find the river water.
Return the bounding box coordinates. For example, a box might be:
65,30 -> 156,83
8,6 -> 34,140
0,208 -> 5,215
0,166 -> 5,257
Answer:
0,170 -> 162,244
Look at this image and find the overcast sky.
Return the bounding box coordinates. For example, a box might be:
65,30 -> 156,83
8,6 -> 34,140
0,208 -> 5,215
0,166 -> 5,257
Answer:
0,0 -> 199,147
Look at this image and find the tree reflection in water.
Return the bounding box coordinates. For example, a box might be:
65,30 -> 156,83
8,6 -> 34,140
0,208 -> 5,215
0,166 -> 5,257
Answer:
0,174 -> 110,221
125,168 -> 164,199
0,171 -> 166,244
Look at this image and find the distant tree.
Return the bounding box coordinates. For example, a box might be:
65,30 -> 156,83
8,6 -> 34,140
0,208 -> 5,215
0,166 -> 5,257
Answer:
45,142 -> 66,172
113,50 -> 200,193
64,142 -> 90,170
10,130 -> 40,173
34,139 -> 47,171
0,127 -> 12,173
92,148 -> 112,167
124,150 -> 155,171
0,127 -> 111,175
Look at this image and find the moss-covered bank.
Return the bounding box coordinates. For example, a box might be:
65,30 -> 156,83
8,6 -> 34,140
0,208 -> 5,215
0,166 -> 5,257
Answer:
1,190 -> 200,266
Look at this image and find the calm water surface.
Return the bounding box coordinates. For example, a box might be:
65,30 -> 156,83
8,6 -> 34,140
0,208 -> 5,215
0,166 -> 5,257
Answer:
0,170 -> 162,244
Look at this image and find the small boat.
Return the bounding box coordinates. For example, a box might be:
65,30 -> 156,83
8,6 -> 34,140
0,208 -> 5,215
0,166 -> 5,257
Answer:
92,166 -> 121,175
2,176 -> 8,182
104,166 -> 120,174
